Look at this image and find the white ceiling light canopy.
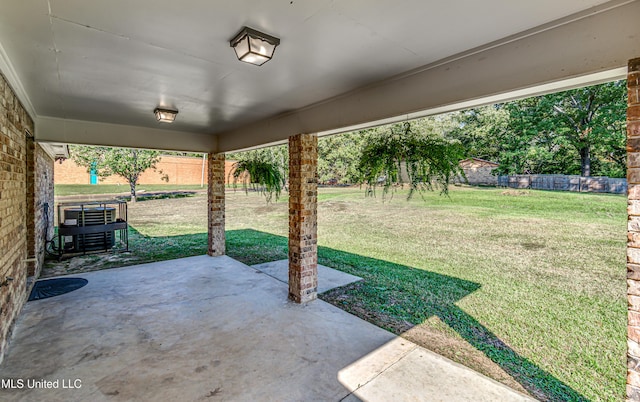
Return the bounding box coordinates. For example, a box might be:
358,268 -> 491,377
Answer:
230,26 -> 280,66
154,107 -> 178,123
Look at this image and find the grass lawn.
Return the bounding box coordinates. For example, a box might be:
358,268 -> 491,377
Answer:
54,184 -> 206,196
45,186 -> 626,401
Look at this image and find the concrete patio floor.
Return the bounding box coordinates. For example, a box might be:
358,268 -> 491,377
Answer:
251,259 -> 363,293
0,255 -> 535,401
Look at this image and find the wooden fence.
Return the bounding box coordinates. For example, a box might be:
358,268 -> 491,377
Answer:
497,174 -> 627,194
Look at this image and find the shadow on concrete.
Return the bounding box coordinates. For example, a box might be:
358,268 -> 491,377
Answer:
226,229 -> 587,402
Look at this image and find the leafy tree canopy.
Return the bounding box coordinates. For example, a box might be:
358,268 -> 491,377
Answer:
318,132 -> 369,184
70,145 -> 162,202
446,80 -> 626,177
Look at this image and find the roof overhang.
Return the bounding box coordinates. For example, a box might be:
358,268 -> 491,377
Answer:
36,117 -> 217,153
0,0 -> 638,153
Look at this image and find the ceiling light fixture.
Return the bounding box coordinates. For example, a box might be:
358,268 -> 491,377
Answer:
154,107 -> 178,123
230,26 -> 280,66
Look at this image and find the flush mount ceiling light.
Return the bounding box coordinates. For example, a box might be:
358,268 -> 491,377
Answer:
230,26 -> 280,66
154,107 -> 178,123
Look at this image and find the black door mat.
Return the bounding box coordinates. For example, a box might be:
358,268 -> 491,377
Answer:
28,278 -> 88,301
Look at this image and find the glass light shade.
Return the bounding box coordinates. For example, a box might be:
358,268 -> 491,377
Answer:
154,108 -> 178,123
230,27 -> 280,66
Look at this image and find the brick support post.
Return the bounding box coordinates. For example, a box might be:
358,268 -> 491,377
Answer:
628,57 -> 640,401
288,133 -> 318,303
208,153 -> 225,256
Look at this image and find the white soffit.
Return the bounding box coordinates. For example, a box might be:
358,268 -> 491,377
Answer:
36,117 -> 218,153
39,142 -> 70,160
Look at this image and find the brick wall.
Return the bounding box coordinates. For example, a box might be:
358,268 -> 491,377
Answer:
26,142 -> 54,277
54,158 -> 91,184
0,72 -> 33,363
55,155 -> 237,185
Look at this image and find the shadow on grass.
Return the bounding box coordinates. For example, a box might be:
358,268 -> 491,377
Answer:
227,229 -> 586,402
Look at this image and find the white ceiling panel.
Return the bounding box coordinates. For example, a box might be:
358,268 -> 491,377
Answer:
49,0 -> 331,66
0,0 -> 61,116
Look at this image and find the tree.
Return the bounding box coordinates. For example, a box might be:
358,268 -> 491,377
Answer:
445,81 -> 627,177
318,132 -> 368,184
70,145 -> 162,202
505,80 -> 626,176
446,105 -> 508,163
357,121 -> 465,200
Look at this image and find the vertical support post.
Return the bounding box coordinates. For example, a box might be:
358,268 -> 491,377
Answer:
628,57 -> 640,401
25,133 -> 36,276
288,133 -> 318,303
208,152 -> 225,257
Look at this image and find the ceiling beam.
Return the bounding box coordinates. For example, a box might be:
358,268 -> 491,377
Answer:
36,117 -> 217,153
216,0 -> 640,152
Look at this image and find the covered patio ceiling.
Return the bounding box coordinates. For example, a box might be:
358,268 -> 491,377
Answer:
0,0 -> 639,153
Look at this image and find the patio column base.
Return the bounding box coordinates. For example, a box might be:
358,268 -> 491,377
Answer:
628,57 -> 640,401
208,152 -> 225,257
288,133 -> 318,303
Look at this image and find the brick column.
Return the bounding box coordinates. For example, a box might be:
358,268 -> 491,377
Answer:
208,153 -> 225,256
26,136 -> 36,276
628,57 -> 640,401
288,133 -> 318,303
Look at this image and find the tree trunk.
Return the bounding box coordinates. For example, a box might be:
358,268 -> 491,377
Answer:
580,146 -> 591,177
130,181 -> 137,203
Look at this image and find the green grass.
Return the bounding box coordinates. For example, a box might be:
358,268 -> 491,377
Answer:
224,186 -> 626,401
54,184 -> 206,196
45,186 -> 626,401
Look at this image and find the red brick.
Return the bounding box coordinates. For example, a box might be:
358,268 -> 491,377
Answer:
628,60 -> 640,394
630,88 -> 640,106
288,133 -> 318,303
629,106 -> 640,122
630,152 -> 640,168
628,384 -> 640,400
631,295 -> 640,312
629,168 -> 640,184
630,137 -> 640,153
630,279 -> 640,297
0,72 -> 34,363
630,325 -> 640,343
630,264 -> 640,281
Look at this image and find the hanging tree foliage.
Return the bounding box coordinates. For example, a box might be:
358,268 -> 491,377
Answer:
228,150 -> 286,203
357,122 -> 465,200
